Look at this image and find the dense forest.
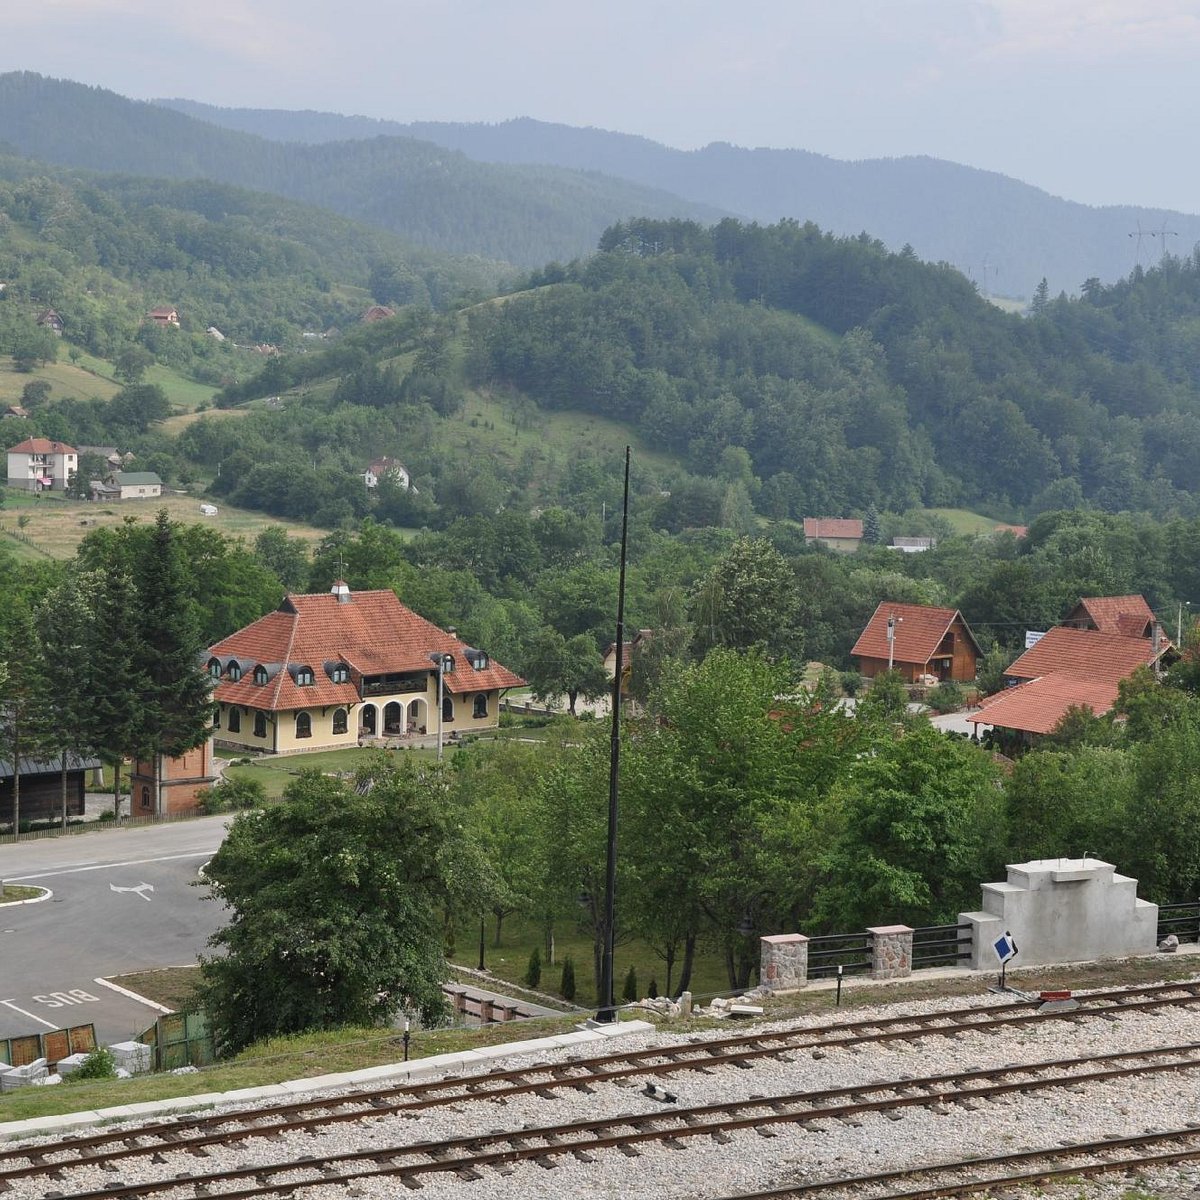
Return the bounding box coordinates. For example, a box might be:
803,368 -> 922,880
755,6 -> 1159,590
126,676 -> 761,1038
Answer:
0,74 -> 725,268
157,100 -> 1200,298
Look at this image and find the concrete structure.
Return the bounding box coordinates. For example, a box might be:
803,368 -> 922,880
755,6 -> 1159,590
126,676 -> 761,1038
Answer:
6,436 -> 77,492
362,456 -> 411,490
759,933 -> 809,992
959,858 -> 1158,970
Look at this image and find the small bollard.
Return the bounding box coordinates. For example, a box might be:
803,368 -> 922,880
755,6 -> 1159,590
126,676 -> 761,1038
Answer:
402,1016 -> 411,1062
836,964 -> 843,1007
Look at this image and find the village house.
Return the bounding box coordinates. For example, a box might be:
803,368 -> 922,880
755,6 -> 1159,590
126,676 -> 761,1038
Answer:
360,305 -> 395,323
146,307 -> 180,327
206,582 -> 524,754
2,405 -> 29,420
6,436 -> 77,492
603,629 -> 653,695
35,309 -> 64,335
852,602 -> 982,683
88,471 -> 163,501
968,594 -> 1171,747
803,517 -> 864,553
889,536 -> 936,553
362,456 -> 411,490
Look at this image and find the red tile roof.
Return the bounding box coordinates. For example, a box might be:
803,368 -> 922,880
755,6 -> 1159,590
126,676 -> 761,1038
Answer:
851,602 -> 981,666
1067,595 -> 1156,638
967,673 -> 1120,736
6,437 -> 77,455
209,588 -> 524,712
1005,625 -> 1164,684
803,518 -> 864,540
993,523 -> 1028,538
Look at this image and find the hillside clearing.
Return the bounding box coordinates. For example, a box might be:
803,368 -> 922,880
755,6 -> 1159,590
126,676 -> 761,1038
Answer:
0,357 -> 120,404
0,489 -> 330,559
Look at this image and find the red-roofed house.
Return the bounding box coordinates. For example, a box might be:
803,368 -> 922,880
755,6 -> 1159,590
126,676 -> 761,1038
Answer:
1002,625 -> 1167,686
803,517 -> 864,553
146,307 -> 180,327
969,613 -> 1171,747
6,436 -> 77,492
207,581 -> 525,754
1061,595 -> 1157,639
967,673 -> 1122,739
851,602 -> 982,683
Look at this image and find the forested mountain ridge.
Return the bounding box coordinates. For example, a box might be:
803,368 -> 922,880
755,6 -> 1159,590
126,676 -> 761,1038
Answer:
0,74 -> 727,267
155,102 -> 1200,299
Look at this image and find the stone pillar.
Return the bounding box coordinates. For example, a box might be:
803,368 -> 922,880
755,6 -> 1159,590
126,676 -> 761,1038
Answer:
478,997 -> 494,1024
759,933 -> 809,992
868,925 -> 913,979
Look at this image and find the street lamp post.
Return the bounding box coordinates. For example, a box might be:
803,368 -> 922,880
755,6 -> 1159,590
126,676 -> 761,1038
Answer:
1179,601 -> 1193,647
429,651 -> 454,761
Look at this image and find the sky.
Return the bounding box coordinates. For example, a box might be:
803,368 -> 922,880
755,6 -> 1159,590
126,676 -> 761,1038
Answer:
2,0 -> 1197,213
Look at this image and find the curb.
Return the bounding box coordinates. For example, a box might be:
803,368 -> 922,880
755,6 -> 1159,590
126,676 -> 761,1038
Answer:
0,1019 -> 655,1142
0,886 -> 52,907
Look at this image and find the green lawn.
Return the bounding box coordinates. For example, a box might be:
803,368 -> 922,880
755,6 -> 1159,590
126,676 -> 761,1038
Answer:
923,507 -> 1006,536
0,355 -> 120,404
219,744 -> 437,799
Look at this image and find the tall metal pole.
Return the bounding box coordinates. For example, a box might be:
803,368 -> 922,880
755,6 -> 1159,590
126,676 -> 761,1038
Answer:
436,660 -> 444,762
597,446 -> 631,1023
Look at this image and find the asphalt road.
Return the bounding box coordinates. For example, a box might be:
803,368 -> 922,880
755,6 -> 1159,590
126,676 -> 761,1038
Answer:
0,817 -> 231,1046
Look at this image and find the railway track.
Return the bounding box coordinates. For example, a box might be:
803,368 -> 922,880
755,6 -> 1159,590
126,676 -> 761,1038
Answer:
10,1040 -> 1200,1198
4,978 -> 1200,1185
719,1125 -> 1200,1200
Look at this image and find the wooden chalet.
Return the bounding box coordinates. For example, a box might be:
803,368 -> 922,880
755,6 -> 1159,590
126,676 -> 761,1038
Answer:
851,602 -> 981,683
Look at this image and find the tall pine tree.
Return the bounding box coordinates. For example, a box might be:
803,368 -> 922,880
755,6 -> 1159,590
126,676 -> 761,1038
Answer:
132,512 -> 212,812
0,603 -> 50,837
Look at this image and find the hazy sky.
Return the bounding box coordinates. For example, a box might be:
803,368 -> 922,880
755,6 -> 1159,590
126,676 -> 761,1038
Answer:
3,0 -> 1197,213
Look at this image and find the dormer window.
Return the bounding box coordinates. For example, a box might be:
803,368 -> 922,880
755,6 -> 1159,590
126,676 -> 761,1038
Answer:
208,658 -> 222,679
297,667 -> 314,686
464,647 -> 489,671
253,665 -> 268,686
228,661 -> 242,682
326,662 -> 349,684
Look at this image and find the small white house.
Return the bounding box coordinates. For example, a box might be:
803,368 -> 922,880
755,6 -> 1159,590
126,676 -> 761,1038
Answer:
363,457 -> 411,491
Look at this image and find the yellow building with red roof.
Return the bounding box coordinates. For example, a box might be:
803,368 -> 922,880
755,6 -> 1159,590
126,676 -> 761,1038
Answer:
207,581 -> 524,754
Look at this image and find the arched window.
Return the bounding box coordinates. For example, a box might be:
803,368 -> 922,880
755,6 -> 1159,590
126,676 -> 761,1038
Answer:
442,695 -> 454,722
253,665 -> 268,685
333,708 -> 348,734
473,693 -> 488,719
254,712 -> 267,739
208,658 -> 222,679
330,664 -> 349,683
228,661 -> 242,682
295,711 -> 312,739
228,707 -> 242,733
296,666 -> 314,686
140,786 -> 151,809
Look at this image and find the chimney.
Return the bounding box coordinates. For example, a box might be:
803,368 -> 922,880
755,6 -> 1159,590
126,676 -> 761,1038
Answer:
331,579 -> 351,604
448,626 -> 458,639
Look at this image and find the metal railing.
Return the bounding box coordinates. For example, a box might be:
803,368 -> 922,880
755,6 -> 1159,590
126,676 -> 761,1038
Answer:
1157,901 -> 1200,945
912,922 -> 973,968
805,931 -> 873,978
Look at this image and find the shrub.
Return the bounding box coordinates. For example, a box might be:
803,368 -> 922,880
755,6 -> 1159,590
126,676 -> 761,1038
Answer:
559,956 -> 576,1002
622,966 -> 638,1003
72,1046 -> 117,1080
197,775 -> 266,814
839,671 -> 864,697
523,947 -> 542,988
926,680 -> 965,714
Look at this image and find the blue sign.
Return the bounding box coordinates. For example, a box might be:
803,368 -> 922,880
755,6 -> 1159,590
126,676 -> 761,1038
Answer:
993,933 -> 1018,963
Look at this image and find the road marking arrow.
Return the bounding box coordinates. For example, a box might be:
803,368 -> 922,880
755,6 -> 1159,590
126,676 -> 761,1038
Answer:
109,881 -> 155,902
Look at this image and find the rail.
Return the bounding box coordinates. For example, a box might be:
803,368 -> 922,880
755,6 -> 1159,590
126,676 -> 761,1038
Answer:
1158,900 -> 1200,944
911,922 -> 973,968
804,931 -> 872,978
